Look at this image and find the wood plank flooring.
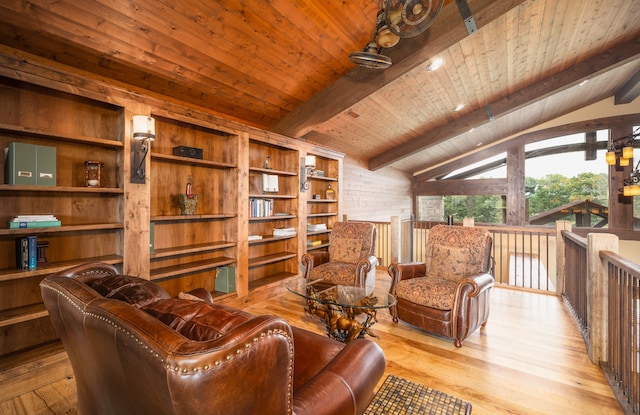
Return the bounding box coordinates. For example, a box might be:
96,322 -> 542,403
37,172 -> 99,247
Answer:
0,269 -> 623,414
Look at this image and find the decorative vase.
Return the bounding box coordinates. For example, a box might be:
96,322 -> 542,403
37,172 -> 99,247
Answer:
178,194 -> 198,215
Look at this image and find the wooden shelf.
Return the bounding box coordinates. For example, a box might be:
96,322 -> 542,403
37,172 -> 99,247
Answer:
0,255 -> 123,282
310,176 -> 337,182
151,152 -> 236,169
307,198 -> 336,203
249,193 -> 297,199
250,166 -> 297,176
248,235 -> 296,245
0,223 -> 124,236
248,252 -> 297,268
249,215 -> 297,221
150,214 -> 236,222
151,241 -> 235,259
0,122 -> 123,148
0,303 -> 48,327
307,243 -> 329,250
307,229 -> 332,236
248,272 -> 297,291
0,185 -> 123,194
150,257 -> 236,281
307,213 -> 338,218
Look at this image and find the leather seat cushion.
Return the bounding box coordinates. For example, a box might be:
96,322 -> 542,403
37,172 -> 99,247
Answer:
142,298 -> 253,341
309,262 -> 357,285
396,277 -> 457,311
87,274 -> 171,308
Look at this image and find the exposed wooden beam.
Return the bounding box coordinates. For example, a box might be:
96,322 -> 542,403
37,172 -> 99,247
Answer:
614,68 -> 640,104
370,34 -> 640,171
415,114 -> 640,182
415,178 -> 507,195
270,0 -> 526,139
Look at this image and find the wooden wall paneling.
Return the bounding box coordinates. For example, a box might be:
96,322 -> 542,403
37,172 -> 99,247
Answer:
342,156 -> 411,222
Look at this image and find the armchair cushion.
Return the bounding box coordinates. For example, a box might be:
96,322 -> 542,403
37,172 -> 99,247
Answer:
427,244 -> 470,282
329,237 -> 361,264
310,261 -> 359,285
396,277 -> 458,310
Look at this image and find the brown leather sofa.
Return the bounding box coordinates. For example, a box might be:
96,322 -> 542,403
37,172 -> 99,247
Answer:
40,262 -> 386,415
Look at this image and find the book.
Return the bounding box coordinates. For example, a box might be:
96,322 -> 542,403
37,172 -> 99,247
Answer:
9,220 -> 61,229
27,235 -> 37,270
262,174 -> 279,193
273,227 -> 296,236
307,223 -> 327,231
12,214 -> 57,221
15,237 -> 29,270
248,234 -> 263,241
307,240 -> 322,247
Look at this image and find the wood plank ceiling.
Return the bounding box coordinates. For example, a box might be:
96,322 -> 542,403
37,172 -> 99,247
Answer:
1,0 -> 640,178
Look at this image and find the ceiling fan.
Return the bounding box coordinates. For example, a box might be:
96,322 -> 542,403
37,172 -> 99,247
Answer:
349,0 -> 444,69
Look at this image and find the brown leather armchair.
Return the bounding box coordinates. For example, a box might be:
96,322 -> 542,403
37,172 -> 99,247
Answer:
302,221 -> 378,290
40,262 -> 386,415
388,225 -> 494,348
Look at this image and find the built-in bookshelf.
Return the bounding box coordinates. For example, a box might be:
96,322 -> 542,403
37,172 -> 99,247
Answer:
305,154 -> 339,251
0,76 -> 124,358
248,140 -> 299,290
149,115 -> 238,298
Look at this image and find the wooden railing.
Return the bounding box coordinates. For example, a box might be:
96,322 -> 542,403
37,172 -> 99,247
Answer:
562,231 -> 589,337
600,250 -> 640,415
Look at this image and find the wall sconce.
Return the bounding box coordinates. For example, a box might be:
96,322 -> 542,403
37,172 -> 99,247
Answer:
605,127 -> 640,196
300,155 -> 316,192
130,115 -> 155,184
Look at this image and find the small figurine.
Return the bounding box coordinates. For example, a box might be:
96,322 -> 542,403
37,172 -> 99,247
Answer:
263,156 -> 271,169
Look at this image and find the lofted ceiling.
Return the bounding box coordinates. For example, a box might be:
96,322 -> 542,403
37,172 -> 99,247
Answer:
2,0 -> 640,178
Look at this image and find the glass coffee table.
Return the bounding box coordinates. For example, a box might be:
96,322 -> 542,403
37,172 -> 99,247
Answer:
286,279 -> 396,343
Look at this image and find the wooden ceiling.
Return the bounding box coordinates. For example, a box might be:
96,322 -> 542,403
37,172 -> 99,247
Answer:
2,0 -> 640,177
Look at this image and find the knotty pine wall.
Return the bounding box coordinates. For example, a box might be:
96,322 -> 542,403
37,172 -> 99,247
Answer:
341,155 -> 413,222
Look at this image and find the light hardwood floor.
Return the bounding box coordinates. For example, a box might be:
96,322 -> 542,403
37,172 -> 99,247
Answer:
0,269 -> 623,415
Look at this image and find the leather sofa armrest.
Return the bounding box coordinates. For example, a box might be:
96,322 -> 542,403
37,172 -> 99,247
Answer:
458,272 -> 495,297
355,255 -> 379,287
168,315 -> 295,415
388,262 -> 427,295
301,251 -> 330,279
292,338 -> 386,415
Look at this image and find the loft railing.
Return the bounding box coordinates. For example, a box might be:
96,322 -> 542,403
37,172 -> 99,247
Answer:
562,231 -> 589,337
599,250 -> 640,415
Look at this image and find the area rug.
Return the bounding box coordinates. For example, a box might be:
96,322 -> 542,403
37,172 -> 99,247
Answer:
364,374 -> 472,415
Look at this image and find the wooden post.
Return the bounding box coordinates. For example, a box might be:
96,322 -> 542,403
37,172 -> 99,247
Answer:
587,232 -> 618,364
555,220 -> 572,296
390,216 -> 400,265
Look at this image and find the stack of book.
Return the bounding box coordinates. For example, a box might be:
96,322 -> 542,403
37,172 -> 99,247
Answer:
273,227 -> 296,237
307,223 -> 327,232
307,240 -> 322,247
9,214 -> 61,229
248,234 -> 263,241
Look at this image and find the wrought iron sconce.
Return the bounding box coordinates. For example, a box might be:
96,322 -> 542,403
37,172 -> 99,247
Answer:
300,155 -> 317,192
605,127 -> 640,196
130,115 -> 155,184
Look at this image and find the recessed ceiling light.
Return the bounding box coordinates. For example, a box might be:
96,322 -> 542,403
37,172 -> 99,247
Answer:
426,57 -> 444,72
578,80 -> 589,86
453,103 -> 465,112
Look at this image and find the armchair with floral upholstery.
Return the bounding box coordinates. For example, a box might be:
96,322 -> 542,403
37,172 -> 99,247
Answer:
301,221 -> 378,290
388,225 -> 494,347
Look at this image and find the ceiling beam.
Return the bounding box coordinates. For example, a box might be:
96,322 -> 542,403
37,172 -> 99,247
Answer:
370,33 -> 640,171
270,0 -> 526,139
415,177 -> 507,195
415,114 -> 640,182
615,68 -> 640,104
